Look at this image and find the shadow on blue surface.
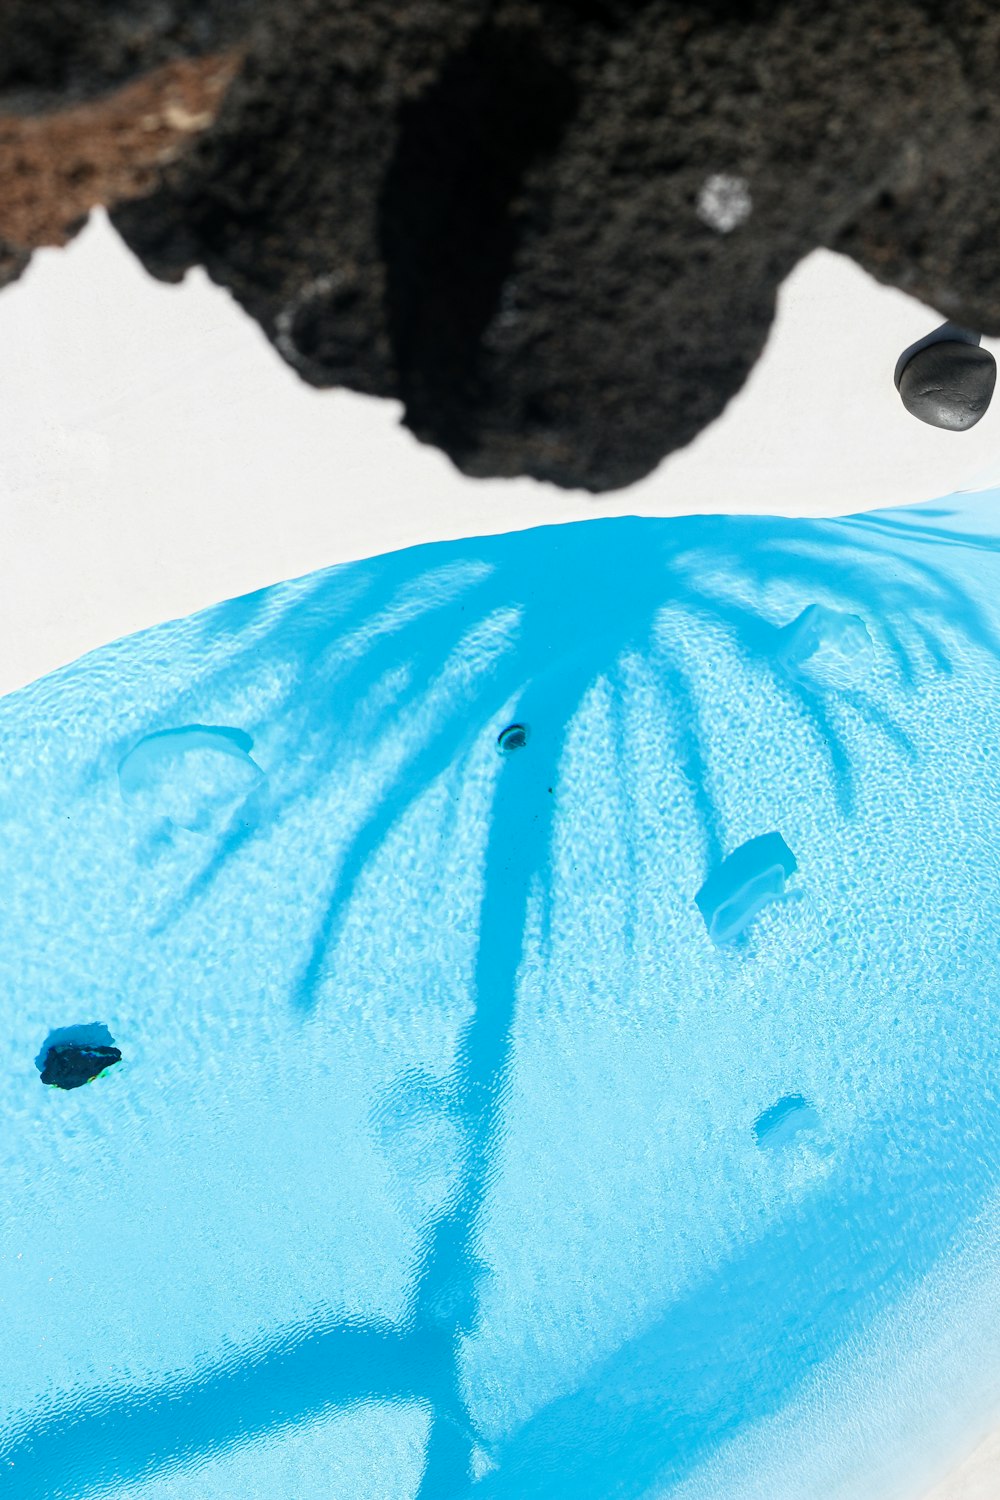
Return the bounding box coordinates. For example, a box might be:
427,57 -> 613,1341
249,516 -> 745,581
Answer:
4,499 -> 1000,1499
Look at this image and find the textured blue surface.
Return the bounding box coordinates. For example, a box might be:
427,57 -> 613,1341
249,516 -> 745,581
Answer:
3,498 -> 1000,1499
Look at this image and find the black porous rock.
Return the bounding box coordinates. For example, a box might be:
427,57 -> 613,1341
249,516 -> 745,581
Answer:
107,0 -> 1000,491
0,0 -> 258,113
0,240 -> 30,294
40,1043 -> 122,1090
5,2 -> 1000,490
36,1023 -> 122,1090
897,341 -> 997,431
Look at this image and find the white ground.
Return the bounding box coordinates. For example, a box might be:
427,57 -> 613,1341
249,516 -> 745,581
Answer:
920,1430 -> 1000,1500
0,210 -> 999,698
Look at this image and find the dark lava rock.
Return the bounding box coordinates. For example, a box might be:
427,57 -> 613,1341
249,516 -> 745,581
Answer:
37,1023 -> 122,1090
40,1042 -> 122,1090
0,239 -> 30,292
897,340 -> 997,430
0,1 -> 258,113
5,1 -> 1000,489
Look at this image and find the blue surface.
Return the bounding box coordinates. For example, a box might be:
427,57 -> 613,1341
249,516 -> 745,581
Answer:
3,497 -> 1000,1498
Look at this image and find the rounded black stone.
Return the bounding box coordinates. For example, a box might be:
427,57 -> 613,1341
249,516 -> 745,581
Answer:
897,340 -> 997,431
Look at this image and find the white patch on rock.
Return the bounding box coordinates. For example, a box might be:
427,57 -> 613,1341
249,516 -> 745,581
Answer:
697,173 -> 753,234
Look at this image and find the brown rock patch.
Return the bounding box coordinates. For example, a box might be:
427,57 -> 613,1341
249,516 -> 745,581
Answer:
0,50 -> 239,251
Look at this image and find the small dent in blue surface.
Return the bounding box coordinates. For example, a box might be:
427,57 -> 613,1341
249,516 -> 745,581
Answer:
118,724 -> 265,833
371,1071 -> 468,1228
470,1443 -> 499,1481
778,603 -> 873,688
695,832 -> 797,945
497,722 -> 529,754
753,1094 -> 821,1151
35,1023 -> 121,1090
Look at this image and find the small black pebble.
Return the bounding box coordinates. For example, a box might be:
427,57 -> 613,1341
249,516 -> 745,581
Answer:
497,723 -> 529,754
41,1042 -> 122,1090
898,341 -> 996,430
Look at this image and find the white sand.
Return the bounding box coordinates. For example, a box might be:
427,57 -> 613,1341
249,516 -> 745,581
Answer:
0,210 -> 999,698
920,1427 -> 1000,1500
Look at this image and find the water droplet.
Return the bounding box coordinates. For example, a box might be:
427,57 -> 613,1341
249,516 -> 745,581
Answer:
753,1094 -> 820,1151
497,722 -> 529,755
118,724 -> 265,833
695,832 -> 797,945
778,604 -> 872,689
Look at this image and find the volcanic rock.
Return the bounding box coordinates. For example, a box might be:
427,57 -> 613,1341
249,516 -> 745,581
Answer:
40,1041 -> 122,1090
36,1022 -> 123,1090
2,2 -> 1000,490
0,1 -> 255,112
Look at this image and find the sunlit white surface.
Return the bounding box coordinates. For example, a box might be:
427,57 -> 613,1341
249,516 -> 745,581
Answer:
0,211 -> 999,698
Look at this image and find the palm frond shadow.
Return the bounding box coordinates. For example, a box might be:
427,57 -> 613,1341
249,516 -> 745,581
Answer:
147,575 -> 512,933
134,557 -> 505,926
15,509 -> 1000,1500
848,508 -> 1000,556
